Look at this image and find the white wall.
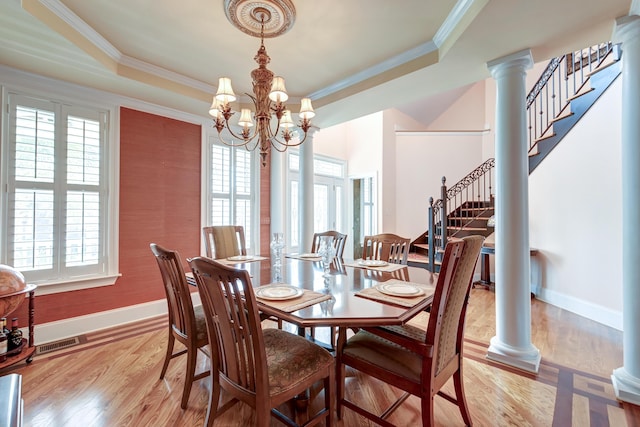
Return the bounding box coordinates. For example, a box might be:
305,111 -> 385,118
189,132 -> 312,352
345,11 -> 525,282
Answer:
313,123 -> 349,159
428,82 -> 487,131
381,109 -> 430,232
395,132 -> 484,241
529,76 -> 623,329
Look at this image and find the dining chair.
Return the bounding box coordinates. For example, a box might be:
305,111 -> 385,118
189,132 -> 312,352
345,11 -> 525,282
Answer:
362,233 -> 411,264
311,231 -> 347,258
149,243 -> 210,409
202,225 -> 247,259
188,256 -> 336,427
309,231 -> 347,348
336,235 -> 484,426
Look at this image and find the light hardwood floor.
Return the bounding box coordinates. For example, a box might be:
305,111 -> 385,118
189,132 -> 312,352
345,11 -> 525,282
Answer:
4,288 -> 639,426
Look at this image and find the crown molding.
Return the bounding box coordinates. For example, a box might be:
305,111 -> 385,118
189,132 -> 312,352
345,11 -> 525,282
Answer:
25,0 -> 486,107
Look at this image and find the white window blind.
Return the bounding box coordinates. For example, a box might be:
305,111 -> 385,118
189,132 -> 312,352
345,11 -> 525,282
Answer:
208,141 -> 257,252
3,94 -> 110,284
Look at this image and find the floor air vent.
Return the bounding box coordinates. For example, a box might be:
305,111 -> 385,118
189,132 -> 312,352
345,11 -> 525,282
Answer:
36,336 -> 82,355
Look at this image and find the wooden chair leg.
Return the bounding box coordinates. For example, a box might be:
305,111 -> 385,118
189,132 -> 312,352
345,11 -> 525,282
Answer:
181,345 -> 196,409
453,368 -> 473,426
255,406 -> 271,427
420,393 -> 435,427
205,373 -> 220,427
336,362 -> 344,419
160,332 -> 175,379
326,367 -> 335,427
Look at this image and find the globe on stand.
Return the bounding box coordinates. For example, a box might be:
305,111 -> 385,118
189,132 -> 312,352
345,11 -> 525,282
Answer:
0,265 -> 27,318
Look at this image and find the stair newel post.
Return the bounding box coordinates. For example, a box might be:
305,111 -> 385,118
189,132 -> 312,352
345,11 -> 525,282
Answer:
428,197 -> 435,272
440,176 -> 448,252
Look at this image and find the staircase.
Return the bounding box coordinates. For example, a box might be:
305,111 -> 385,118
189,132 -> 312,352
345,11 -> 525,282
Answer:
408,42 -> 621,271
410,200 -> 494,269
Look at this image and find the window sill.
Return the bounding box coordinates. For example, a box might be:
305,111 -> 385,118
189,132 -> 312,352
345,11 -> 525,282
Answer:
32,274 -> 122,296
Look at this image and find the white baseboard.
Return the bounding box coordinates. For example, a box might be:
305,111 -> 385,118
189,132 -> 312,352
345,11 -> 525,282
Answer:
34,293 -> 202,345
536,288 -> 622,331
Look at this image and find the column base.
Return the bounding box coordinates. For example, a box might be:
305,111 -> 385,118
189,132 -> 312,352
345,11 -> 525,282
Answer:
612,367 -> 640,405
487,336 -> 541,373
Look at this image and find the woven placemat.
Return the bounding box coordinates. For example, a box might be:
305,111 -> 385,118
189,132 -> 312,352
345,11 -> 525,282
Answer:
257,288 -> 332,313
219,255 -> 268,266
344,260 -> 408,272
355,280 -> 435,308
285,253 -> 322,261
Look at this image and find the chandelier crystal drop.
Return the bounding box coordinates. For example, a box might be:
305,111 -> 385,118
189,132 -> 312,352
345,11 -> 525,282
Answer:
209,2 -> 314,166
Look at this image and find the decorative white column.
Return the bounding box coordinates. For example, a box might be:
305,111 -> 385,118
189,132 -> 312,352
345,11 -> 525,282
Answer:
612,13 -> 640,405
270,148 -> 286,237
486,49 -> 541,373
299,128 -> 318,252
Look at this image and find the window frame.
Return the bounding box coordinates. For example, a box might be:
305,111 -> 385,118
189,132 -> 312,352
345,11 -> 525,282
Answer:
0,85 -> 119,295
286,150 -> 347,252
202,134 -> 260,254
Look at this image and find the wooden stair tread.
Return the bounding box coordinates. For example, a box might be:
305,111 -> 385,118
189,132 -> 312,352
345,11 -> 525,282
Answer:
550,111 -> 574,124
568,86 -> 595,101
533,132 -> 556,144
446,226 -> 488,231
585,58 -> 619,77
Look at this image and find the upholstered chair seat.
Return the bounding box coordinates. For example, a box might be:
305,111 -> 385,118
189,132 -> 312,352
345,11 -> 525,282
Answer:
263,328 -> 335,395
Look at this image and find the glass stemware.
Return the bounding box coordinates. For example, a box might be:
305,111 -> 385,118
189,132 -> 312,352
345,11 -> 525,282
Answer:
317,236 -> 336,277
270,232 -> 285,282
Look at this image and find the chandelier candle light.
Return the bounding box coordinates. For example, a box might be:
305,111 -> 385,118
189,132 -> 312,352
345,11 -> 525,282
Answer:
210,0 -> 315,166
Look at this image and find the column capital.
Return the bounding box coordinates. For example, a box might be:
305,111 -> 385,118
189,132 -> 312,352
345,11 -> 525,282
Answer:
614,14 -> 640,45
487,49 -> 533,79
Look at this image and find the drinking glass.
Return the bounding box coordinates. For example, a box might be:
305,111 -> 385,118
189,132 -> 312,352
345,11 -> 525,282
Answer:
317,236 -> 336,277
270,232 -> 285,282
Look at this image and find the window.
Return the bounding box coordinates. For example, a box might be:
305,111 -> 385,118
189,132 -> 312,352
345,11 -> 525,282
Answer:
351,175 -> 377,259
1,93 -> 115,289
286,152 -> 346,251
206,139 -> 258,252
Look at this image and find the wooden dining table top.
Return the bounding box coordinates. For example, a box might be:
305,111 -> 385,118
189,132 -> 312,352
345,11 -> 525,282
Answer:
209,254 -> 438,329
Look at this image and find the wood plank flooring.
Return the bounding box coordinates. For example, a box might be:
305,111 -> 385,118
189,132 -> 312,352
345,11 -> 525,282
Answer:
3,288 -> 639,426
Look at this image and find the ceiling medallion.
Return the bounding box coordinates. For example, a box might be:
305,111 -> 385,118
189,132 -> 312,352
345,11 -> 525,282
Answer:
224,0 -> 296,38
211,0 -> 314,166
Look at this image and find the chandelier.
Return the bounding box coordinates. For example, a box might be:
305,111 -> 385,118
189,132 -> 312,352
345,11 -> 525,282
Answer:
209,0 -> 314,166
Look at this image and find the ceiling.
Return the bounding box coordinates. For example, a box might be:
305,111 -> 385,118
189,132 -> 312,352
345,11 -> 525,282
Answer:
0,0 -> 633,128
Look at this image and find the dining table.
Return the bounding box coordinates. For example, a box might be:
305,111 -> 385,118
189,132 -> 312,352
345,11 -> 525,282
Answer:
198,253 -> 439,333
187,253 -> 439,421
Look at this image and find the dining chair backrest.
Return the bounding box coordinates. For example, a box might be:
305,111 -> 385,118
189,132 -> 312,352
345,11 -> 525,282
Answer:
311,230 -> 347,258
150,243 -> 197,340
362,233 -> 410,264
427,235 -> 484,373
202,225 -> 247,259
189,257 -> 265,393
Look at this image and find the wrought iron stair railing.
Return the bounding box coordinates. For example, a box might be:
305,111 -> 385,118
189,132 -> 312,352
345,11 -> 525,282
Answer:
420,42 -> 620,271
426,158 -> 495,270
527,42 -> 618,156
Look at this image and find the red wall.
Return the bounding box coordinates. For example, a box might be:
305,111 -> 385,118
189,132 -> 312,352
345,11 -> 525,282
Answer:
16,107 -> 202,324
